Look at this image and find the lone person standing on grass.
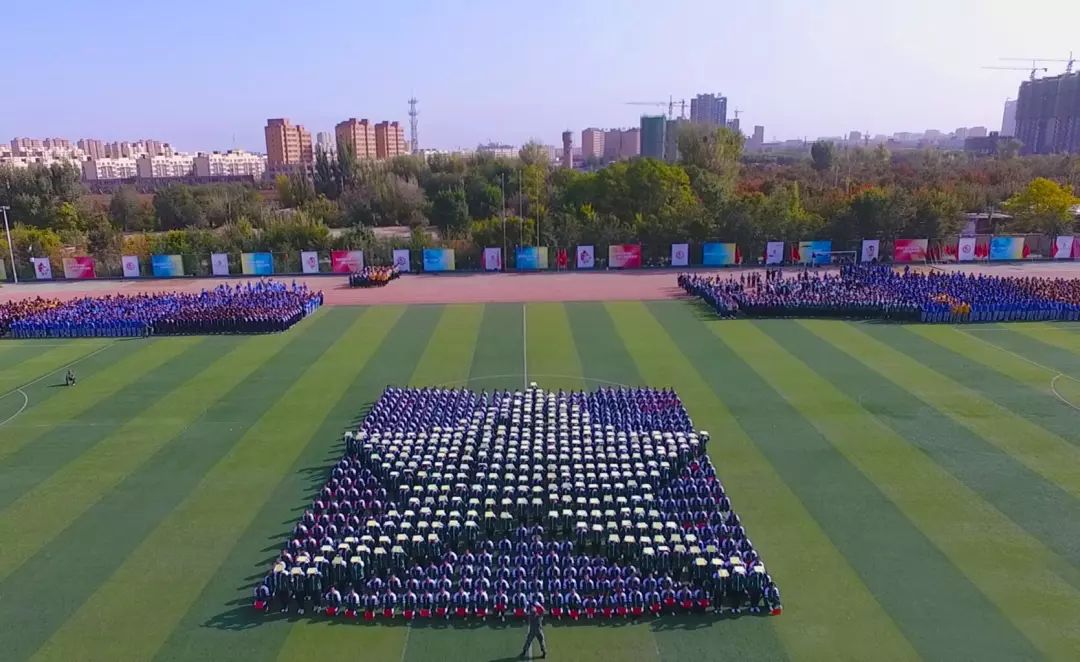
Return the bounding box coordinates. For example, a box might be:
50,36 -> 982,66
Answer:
519,600 -> 547,659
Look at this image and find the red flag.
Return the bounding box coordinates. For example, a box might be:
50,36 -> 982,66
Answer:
734,245 -> 742,264
1022,242 -> 1031,258
791,244 -> 801,262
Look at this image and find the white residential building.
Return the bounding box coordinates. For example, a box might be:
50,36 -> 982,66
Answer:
193,150 -> 267,177
135,153 -> 195,178
82,157 -> 139,180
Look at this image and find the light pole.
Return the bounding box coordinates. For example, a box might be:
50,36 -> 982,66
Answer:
0,206 -> 15,284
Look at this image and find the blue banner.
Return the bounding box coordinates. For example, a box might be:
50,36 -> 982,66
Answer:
151,254 -> 184,277
515,246 -> 549,270
702,243 -> 737,266
422,248 -> 455,272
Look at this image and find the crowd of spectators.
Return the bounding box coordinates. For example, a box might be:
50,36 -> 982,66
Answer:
5,280 -> 322,338
680,265 -> 1080,323
349,267 -> 400,288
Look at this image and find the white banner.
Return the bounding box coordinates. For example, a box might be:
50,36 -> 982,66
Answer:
31,257 -> 52,280
861,239 -> 880,263
211,252 -> 230,276
121,255 -> 140,278
393,249 -> 411,272
1054,236 -> 1074,259
300,251 -> 319,274
958,236 -> 976,262
576,245 -> 595,269
483,247 -> 503,271
765,241 -> 784,265
670,243 -> 689,267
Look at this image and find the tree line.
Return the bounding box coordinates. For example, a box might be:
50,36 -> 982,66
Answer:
2,126 -> 1079,271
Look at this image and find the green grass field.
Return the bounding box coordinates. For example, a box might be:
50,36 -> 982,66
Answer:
2,300 -> 1080,661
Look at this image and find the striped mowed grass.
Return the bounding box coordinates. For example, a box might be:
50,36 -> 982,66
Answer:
0,301 -> 1078,661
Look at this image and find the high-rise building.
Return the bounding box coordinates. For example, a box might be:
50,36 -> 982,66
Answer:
602,128 -> 640,160
750,125 -> 766,150
1001,99 -> 1017,136
315,132 -> 335,154
581,128 -> 605,160
847,130 -> 862,143
664,119 -> 687,162
727,118 -> 741,133
690,93 -> 727,127
265,118 -> 314,169
78,138 -> 105,159
1015,72 -> 1080,154
640,115 -> 666,159
967,126 -> 988,138
335,118 -> 377,159
561,131 -> 573,168
374,121 -> 406,159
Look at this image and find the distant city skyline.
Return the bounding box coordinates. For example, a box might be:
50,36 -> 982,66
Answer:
3,0 -> 1079,153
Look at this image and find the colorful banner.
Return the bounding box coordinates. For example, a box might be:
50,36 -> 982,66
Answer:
121,255 -> 140,278
1054,236 -> 1074,259
62,256 -> 96,279
300,251 -> 319,274
702,242 -> 737,266
608,244 -> 642,269
151,254 -> 184,277
671,243 -> 689,267
893,238 -> 928,263
31,257 -> 52,280
576,245 -> 595,269
483,247 -> 503,271
210,253 -> 229,276
422,248 -> 455,272
331,250 -> 365,273
515,246 -> 548,270
957,236 -> 976,262
765,241 -> 784,265
797,240 -> 832,265
989,236 -> 1025,261
241,252 -> 274,276
392,249 -> 411,272
861,239 -> 880,263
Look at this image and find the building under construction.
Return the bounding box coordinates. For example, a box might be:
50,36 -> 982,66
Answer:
1015,71 -> 1080,154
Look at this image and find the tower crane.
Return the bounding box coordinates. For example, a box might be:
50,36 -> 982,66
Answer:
1000,52 -> 1075,74
983,60 -> 1049,80
625,96 -> 687,119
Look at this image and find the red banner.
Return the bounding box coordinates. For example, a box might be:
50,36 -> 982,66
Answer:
330,250 -> 364,273
62,256 -> 96,279
893,238 -> 928,263
607,244 -> 642,269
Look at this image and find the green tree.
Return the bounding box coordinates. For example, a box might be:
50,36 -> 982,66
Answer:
108,186 -> 152,231
518,141 -> 551,167
430,188 -> 470,236
0,163 -> 82,228
810,140 -> 836,173
1002,177 -> 1080,235
153,185 -> 205,229
275,173 -> 315,208
677,124 -> 743,187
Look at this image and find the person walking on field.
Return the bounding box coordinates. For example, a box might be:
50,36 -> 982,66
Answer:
519,600 -> 547,659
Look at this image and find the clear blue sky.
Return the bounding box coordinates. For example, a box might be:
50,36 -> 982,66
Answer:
3,0 -> 1078,152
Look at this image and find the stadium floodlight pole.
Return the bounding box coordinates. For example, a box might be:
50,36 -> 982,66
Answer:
500,174 -> 507,265
0,206 -> 15,284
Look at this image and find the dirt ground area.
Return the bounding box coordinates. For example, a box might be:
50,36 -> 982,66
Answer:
5,262 -> 1080,306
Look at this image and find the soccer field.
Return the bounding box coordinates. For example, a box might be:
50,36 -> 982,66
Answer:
1,300 -> 1079,661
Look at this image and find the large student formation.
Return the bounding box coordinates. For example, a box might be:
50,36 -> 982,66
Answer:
253,385 -> 782,621
681,264 -> 1080,323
